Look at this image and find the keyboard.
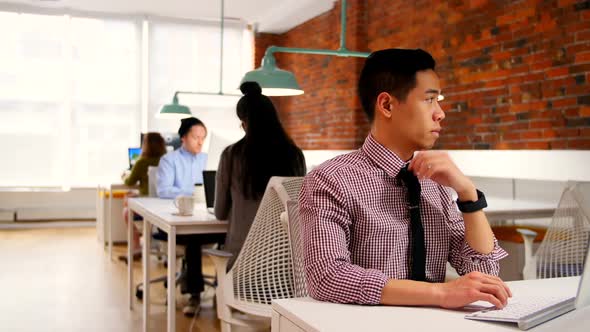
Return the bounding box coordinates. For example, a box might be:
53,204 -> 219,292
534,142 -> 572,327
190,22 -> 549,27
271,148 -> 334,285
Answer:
465,296 -> 576,330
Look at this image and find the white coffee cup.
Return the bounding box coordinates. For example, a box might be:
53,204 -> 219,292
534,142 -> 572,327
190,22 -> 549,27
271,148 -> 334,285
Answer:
174,195 -> 194,216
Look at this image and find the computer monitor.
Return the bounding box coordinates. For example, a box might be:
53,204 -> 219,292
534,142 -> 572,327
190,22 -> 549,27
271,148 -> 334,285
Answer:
205,131 -> 243,170
140,132 -> 181,152
128,147 -> 142,169
162,132 -> 181,151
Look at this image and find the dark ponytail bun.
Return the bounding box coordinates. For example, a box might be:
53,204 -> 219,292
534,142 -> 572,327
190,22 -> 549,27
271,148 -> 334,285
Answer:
240,81 -> 262,96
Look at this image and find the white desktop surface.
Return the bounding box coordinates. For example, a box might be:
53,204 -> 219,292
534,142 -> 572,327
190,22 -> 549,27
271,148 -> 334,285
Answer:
485,197 -> 556,223
127,197 -> 227,332
127,197 -> 223,231
272,277 -> 588,332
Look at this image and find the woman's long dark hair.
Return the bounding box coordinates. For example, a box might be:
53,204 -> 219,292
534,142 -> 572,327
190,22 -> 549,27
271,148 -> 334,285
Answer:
141,132 -> 167,159
232,82 -> 305,200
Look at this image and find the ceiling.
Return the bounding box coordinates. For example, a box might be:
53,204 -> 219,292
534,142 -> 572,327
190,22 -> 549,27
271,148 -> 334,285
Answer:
1,0 -> 336,33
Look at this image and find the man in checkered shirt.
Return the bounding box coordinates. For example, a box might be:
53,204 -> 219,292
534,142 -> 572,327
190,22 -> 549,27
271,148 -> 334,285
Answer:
299,48 -> 512,309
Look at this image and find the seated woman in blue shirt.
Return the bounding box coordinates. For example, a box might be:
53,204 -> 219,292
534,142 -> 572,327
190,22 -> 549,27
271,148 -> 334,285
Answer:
156,117 -> 225,317
215,81 -> 306,270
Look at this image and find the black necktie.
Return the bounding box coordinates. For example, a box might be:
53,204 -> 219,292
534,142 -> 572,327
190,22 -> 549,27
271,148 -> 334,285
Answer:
399,165 -> 426,281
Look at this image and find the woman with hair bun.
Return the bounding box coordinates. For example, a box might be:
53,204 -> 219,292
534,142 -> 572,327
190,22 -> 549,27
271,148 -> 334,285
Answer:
215,81 -> 306,269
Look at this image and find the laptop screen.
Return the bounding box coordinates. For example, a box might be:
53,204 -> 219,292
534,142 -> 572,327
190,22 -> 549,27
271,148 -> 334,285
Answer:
203,170 -> 216,209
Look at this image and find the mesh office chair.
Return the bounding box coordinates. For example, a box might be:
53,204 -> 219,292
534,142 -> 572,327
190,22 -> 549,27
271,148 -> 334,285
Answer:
517,182 -> 590,280
285,200 -> 308,298
205,176 -> 304,332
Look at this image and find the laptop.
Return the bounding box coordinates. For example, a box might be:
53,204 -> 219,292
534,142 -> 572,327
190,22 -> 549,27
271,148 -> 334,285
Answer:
465,240 -> 590,330
202,170 -> 216,214
128,147 -> 142,169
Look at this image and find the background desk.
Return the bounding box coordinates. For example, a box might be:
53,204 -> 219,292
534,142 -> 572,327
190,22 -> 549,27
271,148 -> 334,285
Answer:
485,198 -> 556,281
485,197 -> 556,225
105,183 -> 138,260
127,197 -> 227,332
272,277 -> 587,332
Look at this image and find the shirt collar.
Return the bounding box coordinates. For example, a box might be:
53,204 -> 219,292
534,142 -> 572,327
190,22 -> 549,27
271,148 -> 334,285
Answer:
179,146 -> 196,157
361,134 -> 408,178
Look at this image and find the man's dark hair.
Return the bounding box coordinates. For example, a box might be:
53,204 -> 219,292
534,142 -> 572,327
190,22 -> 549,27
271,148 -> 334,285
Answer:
358,48 -> 436,122
178,117 -> 206,138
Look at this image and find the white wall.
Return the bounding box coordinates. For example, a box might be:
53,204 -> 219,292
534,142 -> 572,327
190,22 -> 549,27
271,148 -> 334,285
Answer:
446,150 -> 590,182
3,149 -> 587,221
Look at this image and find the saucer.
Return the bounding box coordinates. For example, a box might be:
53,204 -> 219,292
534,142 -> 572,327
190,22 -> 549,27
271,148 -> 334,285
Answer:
172,212 -> 193,216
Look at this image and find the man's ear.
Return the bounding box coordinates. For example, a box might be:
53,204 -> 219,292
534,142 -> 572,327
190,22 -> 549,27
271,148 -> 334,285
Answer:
375,92 -> 398,119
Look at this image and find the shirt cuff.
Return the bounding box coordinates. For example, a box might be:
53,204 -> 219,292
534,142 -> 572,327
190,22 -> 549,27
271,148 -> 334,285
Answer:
459,239 -> 508,274
360,269 -> 389,305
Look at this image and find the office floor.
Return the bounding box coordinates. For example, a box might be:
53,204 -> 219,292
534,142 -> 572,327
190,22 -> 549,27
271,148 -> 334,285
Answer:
0,226 -> 221,332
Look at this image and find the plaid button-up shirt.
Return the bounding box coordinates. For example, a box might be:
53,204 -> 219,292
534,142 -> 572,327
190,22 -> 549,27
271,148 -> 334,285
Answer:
299,134 -> 507,305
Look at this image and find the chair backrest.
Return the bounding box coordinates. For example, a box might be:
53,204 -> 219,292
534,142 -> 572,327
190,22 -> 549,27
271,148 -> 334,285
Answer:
147,166 -> 158,197
230,176 -> 303,305
286,200 -> 308,297
533,182 -> 590,278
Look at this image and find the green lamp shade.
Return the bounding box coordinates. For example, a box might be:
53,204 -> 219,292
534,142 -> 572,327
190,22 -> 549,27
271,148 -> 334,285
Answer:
241,54 -> 304,96
158,98 -> 192,119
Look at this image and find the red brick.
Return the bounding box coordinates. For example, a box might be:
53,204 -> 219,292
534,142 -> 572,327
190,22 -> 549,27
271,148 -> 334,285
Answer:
558,0 -> 578,6
566,22 -> 590,34
546,67 -> 570,78
552,97 -> 578,108
556,128 -> 580,137
568,140 -> 590,149
543,129 -> 557,138
575,52 -> 590,64
581,106 -> 590,117
576,30 -> 590,42
530,120 -> 553,129
522,131 -> 543,139
530,60 -> 553,72
504,132 -> 521,140
550,141 -> 568,149
526,141 -> 550,149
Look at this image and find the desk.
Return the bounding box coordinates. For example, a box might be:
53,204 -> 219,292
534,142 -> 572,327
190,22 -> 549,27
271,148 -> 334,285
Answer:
272,277 -> 588,332
127,197 -> 228,332
485,197 -> 556,224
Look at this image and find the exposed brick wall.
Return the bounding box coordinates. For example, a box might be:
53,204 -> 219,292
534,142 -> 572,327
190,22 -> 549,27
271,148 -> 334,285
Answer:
256,1 -> 370,149
255,0 -> 590,150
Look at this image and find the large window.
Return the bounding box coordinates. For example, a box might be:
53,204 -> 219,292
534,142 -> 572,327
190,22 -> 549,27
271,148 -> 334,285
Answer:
0,9 -> 251,188
70,17 -> 141,186
0,12 -> 68,187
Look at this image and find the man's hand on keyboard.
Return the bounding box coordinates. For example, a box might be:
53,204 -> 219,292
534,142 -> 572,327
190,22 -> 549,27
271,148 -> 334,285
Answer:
436,271 -> 512,309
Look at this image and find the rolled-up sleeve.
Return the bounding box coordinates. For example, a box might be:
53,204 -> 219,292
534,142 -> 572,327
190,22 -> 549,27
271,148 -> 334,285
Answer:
441,187 -> 508,276
299,170 -> 388,305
